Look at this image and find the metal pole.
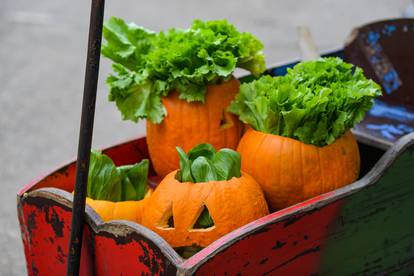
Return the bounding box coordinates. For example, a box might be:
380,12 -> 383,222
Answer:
67,0 -> 105,275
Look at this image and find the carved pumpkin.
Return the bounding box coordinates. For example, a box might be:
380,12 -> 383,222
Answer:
237,129 -> 360,210
86,189 -> 153,223
146,77 -> 242,177
141,171 -> 269,248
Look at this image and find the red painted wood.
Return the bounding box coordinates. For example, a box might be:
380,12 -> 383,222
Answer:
192,197 -> 343,275
18,162 -> 76,194
17,132 -> 414,275
18,136 -> 343,275
182,191 -> 336,269
18,197 -> 92,275
102,136 -> 150,167
94,235 -> 165,275
18,192 -> 177,275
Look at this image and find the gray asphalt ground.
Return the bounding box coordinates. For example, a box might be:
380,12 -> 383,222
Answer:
0,0 -> 411,274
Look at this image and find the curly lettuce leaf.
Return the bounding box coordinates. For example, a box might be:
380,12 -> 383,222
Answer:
102,17 -> 155,71
106,64 -> 167,123
102,17 -> 266,123
228,58 -> 382,146
87,151 -> 149,201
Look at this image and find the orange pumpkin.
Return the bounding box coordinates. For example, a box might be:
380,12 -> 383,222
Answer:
86,188 -> 153,223
237,129 -> 360,211
141,171 -> 269,248
146,77 -> 242,177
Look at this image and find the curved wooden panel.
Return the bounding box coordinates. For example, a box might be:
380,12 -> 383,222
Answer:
18,188 -> 181,275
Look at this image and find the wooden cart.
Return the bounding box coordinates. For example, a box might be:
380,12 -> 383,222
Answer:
17,5 -> 414,275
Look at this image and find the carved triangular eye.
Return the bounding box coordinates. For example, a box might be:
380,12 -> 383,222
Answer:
167,214 -> 175,228
158,204 -> 174,229
192,205 -> 214,229
219,110 -> 234,129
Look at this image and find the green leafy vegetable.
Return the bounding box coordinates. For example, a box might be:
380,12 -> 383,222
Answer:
102,17 -> 266,123
87,151 -> 121,201
228,57 -> 382,146
87,151 -> 149,201
194,207 -> 214,229
175,143 -> 241,183
175,144 -> 240,230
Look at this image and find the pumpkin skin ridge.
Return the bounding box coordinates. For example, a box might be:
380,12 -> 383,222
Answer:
264,134 -> 282,205
247,132 -> 267,187
251,133 -> 265,183
317,146 -> 324,197
237,128 -> 360,211
146,77 -> 242,177
141,170 -> 269,248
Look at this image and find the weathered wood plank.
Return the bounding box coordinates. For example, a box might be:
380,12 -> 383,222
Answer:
191,142 -> 414,275
18,189 -> 180,276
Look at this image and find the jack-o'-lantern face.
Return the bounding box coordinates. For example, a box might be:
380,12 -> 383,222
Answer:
141,171 -> 269,248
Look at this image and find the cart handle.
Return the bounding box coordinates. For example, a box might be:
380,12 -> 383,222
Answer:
67,0 -> 105,275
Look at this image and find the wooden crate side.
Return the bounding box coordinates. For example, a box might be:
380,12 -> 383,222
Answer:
189,198 -> 344,275
93,225 -> 178,275
17,189 -> 181,276
319,148 -> 414,275
191,143 -> 414,275
17,132 -> 414,275
17,193 -> 93,275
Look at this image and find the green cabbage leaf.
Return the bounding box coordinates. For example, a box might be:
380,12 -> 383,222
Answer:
175,143 -> 241,183
87,151 -> 149,201
174,143 -> 242,228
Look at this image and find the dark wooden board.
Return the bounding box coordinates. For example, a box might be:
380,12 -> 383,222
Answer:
345,19 -> 414,149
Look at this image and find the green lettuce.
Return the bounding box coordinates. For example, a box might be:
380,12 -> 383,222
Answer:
87,151 -> 149,201
175,143 -> 241,183
228,57 -> 382,146
102,17 -> 266,123
193,208 -> 215,228
174,143 -> 241,228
